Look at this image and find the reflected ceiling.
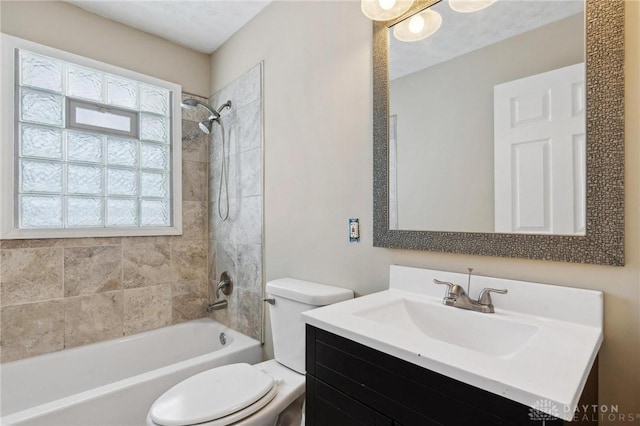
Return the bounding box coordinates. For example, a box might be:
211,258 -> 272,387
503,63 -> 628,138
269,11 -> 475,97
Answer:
390,0 -> 584,80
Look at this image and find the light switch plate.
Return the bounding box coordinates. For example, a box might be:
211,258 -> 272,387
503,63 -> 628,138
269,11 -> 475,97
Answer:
349,218 -> 360,243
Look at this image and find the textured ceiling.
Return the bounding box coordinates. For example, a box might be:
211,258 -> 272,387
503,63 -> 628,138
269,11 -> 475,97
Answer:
390,0 -> 584,80
67,0 -> 272,54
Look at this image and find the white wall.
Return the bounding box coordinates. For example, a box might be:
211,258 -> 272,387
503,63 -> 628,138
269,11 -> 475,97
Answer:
211,1 -> 639,416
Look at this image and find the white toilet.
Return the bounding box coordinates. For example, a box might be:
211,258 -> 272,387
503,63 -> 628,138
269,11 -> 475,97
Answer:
146,278 -> 354,426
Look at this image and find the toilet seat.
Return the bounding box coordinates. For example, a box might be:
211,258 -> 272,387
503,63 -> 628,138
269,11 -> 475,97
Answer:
149,363 -> 277,426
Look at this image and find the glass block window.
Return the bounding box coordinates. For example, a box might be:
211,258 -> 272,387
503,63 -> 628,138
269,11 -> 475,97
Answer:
16,48 -> 174,230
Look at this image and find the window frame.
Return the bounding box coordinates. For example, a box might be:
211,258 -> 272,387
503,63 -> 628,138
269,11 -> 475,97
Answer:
1,34 -> 183,239
67,98 -> 140,138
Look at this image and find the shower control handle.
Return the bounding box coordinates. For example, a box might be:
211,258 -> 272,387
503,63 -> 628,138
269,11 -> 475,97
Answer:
215,271 -> 233,299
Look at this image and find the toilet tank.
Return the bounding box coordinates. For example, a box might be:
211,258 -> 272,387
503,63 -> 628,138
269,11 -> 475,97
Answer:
266,278 -> 353,374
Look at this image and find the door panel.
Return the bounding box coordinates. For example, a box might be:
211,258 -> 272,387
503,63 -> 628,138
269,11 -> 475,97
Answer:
494,62 -> 585,235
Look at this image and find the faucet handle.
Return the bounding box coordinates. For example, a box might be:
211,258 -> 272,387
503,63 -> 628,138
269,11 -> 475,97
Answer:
433,279 -> 455,294
478,288 -> 508,306
215,271 -> 233,299
433,279 -> 467,300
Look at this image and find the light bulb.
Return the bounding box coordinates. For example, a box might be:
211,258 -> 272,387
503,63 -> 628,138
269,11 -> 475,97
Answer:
393,9 -> 442,42
361,0 -> 414,21
408,14 -> 425,33
378,0 -> 396,11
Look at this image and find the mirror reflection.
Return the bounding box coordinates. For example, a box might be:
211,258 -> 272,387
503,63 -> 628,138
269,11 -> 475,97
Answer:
388,0 -> 585,235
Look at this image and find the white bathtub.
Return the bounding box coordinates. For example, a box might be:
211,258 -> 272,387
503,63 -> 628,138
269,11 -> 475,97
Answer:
0,319 -> 262,426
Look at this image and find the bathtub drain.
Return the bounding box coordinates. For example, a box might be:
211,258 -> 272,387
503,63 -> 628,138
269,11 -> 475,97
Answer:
219,333 -> 227,345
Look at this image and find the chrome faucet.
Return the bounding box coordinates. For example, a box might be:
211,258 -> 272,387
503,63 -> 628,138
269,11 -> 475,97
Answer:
207,299 -> 228,312
433,278 -> 507,314
207,271 -> 233,313
215,275 -> 232,299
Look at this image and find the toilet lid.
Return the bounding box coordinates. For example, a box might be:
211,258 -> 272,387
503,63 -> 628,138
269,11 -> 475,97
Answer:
150,363 -> 275,426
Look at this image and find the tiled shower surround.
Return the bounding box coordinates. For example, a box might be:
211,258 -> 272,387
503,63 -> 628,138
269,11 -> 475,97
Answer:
0,96 -> 212,363
208,64 -> 263,341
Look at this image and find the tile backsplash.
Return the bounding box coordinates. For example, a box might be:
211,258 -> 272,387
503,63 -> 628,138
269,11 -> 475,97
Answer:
0,101 -> 212,363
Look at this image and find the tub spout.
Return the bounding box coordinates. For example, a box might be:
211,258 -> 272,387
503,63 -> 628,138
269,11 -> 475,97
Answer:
206,300 -> 228,312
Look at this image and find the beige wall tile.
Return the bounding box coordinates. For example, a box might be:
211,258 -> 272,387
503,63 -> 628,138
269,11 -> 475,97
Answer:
1,239 -> 64,250
181,201 -> 207,240
237,244 -> 262,293
59,238 -> 122,247
123,243 -> 171,289
237,289 -> 261,340
64,246 -> 122,297
124,285 -> 171,335
1,300 -> 64,362
182,121 -> 209,163
208,244 -> 216,284
64,291 -> 123,348
121,236 -> 174,245
171,241 -> 207,282
210,291 -> 238,330
214,241 -> 236,287
0,238 -> 121,250
172,280 -> 208,324
182,161 -> 208,201
1,248 -> 63,306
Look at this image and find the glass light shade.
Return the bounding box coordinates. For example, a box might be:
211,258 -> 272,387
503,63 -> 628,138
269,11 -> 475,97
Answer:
449,0 -> 496,13
393,9 -> 442,42
361,0 -> 414,21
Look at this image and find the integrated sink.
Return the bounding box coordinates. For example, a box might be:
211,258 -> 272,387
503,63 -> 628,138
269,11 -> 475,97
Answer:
353,298 -> 539,357
302,265 -> 603,421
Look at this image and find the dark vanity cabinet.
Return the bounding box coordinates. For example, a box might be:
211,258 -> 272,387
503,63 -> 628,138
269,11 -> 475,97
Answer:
306,325 -> 597,426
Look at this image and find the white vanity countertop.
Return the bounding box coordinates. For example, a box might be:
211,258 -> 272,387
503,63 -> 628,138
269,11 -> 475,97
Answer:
302,265 -> 603,421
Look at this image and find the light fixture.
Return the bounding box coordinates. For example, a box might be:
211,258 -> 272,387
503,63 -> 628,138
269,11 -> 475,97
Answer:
361,0 -> 414,21
449,0 -> 496,13
393,9 -> 442,42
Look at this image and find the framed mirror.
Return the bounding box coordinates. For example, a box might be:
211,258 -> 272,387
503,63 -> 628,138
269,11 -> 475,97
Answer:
372,0 -> 624,265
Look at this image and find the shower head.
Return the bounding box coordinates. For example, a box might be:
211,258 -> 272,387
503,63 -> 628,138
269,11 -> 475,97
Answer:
181,98 -> 220,119
182,98 -> 233,134
199,119 -> 213,135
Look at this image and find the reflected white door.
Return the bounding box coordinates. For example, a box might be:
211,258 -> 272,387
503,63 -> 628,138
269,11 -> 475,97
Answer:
494,63 -> 585,235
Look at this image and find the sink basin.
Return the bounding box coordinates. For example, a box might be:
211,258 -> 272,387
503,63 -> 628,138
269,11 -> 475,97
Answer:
353,298 -> 539,357
302,265 -> 603,421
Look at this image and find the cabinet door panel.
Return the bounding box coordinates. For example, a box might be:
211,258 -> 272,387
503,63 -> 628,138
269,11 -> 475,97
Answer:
315,340 -> 511,425
307,375 -> 393,426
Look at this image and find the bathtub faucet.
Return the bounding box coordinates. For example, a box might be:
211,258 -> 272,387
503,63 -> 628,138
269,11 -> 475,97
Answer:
207,300 -> 228,312
215,271 -> 233,299
207,271 -> 234,313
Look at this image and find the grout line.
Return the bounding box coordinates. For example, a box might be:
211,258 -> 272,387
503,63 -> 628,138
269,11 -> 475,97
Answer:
120,241 -> 125,337
61,245 -> 67,349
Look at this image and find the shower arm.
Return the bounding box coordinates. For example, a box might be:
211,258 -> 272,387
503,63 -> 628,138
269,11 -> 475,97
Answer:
216,101 -> 232,115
